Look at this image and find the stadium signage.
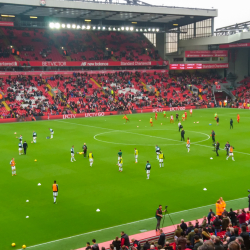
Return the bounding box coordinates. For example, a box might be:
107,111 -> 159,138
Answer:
0,21 -> 14,27
169,63 -> 228,70
185,50 -> 228,58
0,69 -> 168,76
84,112 -> 105,117
0,61 -> 18,67
63,114 -> 76,119
1,106 -> 212,123
219,43 -> 250,48
18,61 -> 167,67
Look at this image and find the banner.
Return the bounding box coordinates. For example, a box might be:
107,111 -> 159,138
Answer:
0,61 -> 19,67
18,60 -> 168,67
0,21 -> 14,27
0,69 -> 168,76
219,43 -> 250,49
169,63 -> 228,70
185,50 -> 228,58
215,85 -> 221,90
0,105 -> 203,123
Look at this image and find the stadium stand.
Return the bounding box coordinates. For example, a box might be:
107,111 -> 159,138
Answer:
75,208 -> 250,250
0,71 -> 220,118
0,28 -> 160,62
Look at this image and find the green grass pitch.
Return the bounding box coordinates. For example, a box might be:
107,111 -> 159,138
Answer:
1,108 -> 250,250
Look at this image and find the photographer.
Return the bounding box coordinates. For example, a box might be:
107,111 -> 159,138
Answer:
156,205 -> 166,232
216,141 -> 220,156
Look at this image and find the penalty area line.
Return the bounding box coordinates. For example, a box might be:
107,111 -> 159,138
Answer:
25,197 -> 246,249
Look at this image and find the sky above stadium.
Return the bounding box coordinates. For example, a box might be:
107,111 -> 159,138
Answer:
147,0 -> 249,29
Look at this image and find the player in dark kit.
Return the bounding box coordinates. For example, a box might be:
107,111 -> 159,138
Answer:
211,130 -> 215,143
176,113 -> 179,121
83,143 -> 87,158
216,116 -> 219,125
181,129 -> 185,141
216,141 -> 220,156
225,142 -> 230,156
230,119 -> 233,129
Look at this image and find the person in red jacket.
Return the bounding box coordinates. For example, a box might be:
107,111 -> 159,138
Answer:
121,231 -> 130,248
237,209 -> 246,227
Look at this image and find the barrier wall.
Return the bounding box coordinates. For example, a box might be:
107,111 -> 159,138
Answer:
0,105 -> 203,123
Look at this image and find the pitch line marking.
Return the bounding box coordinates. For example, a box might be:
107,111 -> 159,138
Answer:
24,196 -> 247,249
57,120 -> 249,155
94,129 -> 210,146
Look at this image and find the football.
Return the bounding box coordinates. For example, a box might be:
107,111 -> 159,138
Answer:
31,141 -> 33,143
22,245 -> 26,249
11,243 -> 16,247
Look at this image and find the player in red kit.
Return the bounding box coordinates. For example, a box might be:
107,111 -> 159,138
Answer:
185,111 -> 187,120
155,112 -> 158,120
190,109 -> 193,116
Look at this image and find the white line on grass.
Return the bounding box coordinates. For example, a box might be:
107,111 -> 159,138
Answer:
25,196 -> 247,249
57,120 -> 249,155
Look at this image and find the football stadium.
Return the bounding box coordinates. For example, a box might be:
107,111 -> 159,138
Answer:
1,0 -> 250,250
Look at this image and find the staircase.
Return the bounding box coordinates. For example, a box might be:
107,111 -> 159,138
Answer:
90,78 -> 105,94
2,101 -> 11,111
140,80 -> 160,96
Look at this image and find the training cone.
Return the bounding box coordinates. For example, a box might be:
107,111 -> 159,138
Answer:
14,132 -> 16,134
203,188 -> 207,191
96,209 -> 100,212
210,157 -> 213,160
137,126 -> 139,127
37,183 -> 41,186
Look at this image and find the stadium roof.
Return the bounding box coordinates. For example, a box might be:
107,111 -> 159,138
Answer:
0,0 -> 217,30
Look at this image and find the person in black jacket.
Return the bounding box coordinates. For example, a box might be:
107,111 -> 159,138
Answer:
121,231 -> 130,247
83,143 -> 87,158
143,241 -> 150,250
23,141 -> 28,155
228,208 -> 237,226
213,215 -> 222,233
230,119 -> 233,129
180,219 -> 188,234
225,142 -> 230,156
181,129 -> 185,141
211,130 -> 215,143
214,236 -> 224,250
216,141 -> 220,156
112,237 -> 121,250
240,225 -> 250,250
158,229 -> 165,248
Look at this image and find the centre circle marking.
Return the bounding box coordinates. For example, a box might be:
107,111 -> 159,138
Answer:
93,129 -> 210,146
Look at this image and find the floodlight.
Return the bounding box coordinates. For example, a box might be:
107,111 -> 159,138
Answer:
67,24 -> 71,28
72,24 -> 76,29
125,27 -> 129,31
62,24 -> 66,28
129,27 -> 134,31
49,22 -> 55,29
55,23 -> 60,29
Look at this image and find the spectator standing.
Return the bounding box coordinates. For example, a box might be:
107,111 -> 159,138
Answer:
237,209 -> 246,228
213,215 -> 222,234
180,219 -> 188,234
86,242 -> 92,250
193,236 -> 203,250
222,214 -> 230,231
112,237 -> 121,250
177,232 -> 187,250
158,229 -> 165,247
240,225 -> 250,250
121,231 -> 130,248
228,208 -> 237,226
92,239 -> 99,250
207,209 -> 214,224
143,241 -> 150,250
174,225 -> 183,238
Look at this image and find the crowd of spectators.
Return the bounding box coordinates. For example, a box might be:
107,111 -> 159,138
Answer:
0,71 -> 219,119
82,205 -> 250,250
